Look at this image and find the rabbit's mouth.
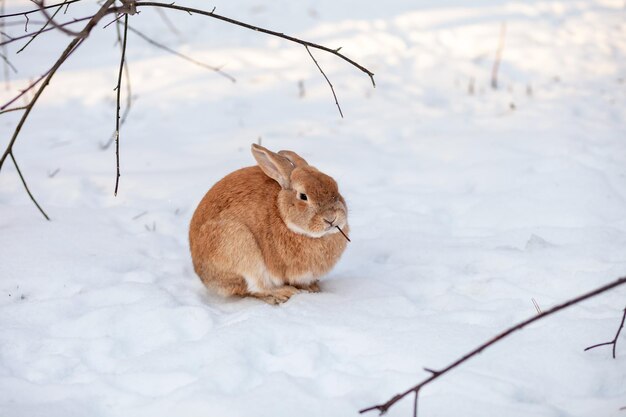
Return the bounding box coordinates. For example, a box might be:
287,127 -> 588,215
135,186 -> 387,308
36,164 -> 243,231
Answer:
324,219 -> 350,242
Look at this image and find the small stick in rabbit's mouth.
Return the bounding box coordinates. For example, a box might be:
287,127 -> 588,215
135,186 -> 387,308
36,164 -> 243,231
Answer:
336,226 -> 351,242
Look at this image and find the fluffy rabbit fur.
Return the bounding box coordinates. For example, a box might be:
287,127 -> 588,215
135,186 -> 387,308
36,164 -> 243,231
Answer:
189,144 -> 349,304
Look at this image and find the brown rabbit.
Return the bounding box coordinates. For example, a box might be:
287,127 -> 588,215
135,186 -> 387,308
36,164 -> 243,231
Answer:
189,144 -> 349,304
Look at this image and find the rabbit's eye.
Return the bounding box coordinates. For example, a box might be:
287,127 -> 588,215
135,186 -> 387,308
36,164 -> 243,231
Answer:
299,193 -> 308,201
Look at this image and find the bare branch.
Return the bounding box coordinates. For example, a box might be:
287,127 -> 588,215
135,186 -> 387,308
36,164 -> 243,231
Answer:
113,13 -> 128,196
2,0 -> 375,216
134,1 -> 375,87
9,152 -> 50,220
584,307 -> 626,359
0,0 -> 116,173
360,276 -> 626,416
127,24 -> 236,82
305,45 -> 343,118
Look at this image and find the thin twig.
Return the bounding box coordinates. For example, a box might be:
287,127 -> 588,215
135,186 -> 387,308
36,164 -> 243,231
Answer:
9,152 -> 50,220
0,105 -> 27,115
0,0 -> 83,18
336,226 -> 350,242
584,307 -> 626,359
0,16 -> 93,48
134,1 -> 375,87
0,69 -> 50,111
127,24 -> 235,82
101,18 -> 133,151
359,276 -> 626,415
113,12 -> 128,196
423,367 -> 439,376
34,0 -> 84,38
17,0 -> 71,53
491,22 -> 506,90
305,45 -> 343,118
102,12 -> 125,30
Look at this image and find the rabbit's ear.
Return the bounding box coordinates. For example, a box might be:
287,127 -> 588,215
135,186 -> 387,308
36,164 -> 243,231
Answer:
251,144 -> 294,189
278,150 -> 308,168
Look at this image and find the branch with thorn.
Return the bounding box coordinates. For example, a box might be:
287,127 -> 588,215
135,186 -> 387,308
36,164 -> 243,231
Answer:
360,276 -> 626,417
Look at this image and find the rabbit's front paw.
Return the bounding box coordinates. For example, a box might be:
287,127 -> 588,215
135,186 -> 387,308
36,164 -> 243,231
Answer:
256,285 -> 300,305
296,282 -> 320,293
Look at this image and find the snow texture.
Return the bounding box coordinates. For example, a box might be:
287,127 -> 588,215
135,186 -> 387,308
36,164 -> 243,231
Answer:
1,0 -> 625,416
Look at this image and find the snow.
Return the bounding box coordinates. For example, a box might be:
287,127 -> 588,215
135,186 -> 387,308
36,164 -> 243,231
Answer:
1,0 -> 625,416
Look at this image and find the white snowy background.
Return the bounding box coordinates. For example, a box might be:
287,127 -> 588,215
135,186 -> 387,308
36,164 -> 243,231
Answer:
1,0 -> 625,416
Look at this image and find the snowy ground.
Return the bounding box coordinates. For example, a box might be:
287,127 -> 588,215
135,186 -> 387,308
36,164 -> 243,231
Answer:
1,0 -> 625,416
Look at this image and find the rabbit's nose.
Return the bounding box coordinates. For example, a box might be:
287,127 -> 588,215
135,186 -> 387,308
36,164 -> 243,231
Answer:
324,217 -> 337,226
